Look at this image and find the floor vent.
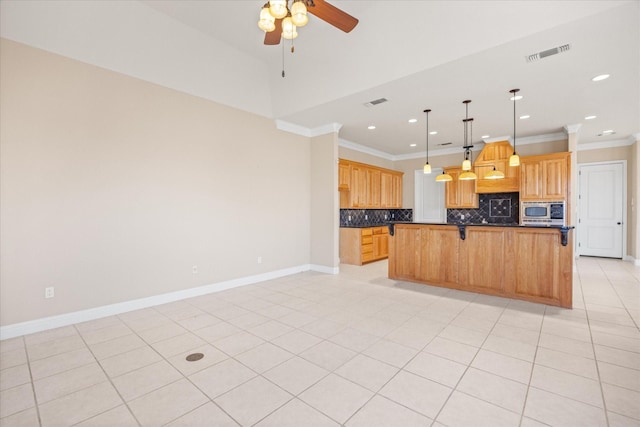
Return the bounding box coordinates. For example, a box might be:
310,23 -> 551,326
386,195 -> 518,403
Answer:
526,44 -> 571,62
364,97 -> 388,107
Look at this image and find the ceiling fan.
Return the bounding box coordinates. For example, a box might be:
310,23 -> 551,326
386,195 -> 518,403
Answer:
258,0 -> 359,45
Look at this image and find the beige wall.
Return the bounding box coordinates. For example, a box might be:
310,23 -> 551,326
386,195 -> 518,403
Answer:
0,39 -> 312,326
311,133 -> 339,269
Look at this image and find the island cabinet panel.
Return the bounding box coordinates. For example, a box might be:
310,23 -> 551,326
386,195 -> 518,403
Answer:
511,229 -> 564,303
459,228 -> 507,292
421,227 -> 460,285
389,224 -> 573,308
388,225 -> 422,280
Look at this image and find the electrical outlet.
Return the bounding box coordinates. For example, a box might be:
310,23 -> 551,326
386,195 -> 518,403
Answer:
365,214 -> 368,220
257,256 -> 262,264
192,265 -> 198,274
45,287 -> 54,299
461,214 -> 465,220
384,214 -> 388,220
348,215 -> 351,221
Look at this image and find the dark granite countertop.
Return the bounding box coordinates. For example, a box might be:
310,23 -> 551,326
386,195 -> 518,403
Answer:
340,223 -> 389,228
389,221 -> 574,229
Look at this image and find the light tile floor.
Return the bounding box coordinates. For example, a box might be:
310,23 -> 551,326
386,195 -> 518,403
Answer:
1,256 -> 639,426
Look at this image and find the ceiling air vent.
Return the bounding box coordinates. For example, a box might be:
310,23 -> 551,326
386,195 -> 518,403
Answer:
526,44 -> 571,62
438,142 -> 452,146
363,98 -> 388,107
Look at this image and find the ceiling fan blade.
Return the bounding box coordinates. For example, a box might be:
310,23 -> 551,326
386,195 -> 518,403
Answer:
264,18 -> 283,45
308,0 -> 358,33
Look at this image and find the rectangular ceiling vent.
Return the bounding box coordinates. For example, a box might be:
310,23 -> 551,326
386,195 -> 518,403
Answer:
526,44 -> 571,62
363,97 -> 388,107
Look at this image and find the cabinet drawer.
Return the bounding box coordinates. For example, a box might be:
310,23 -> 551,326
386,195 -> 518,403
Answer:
361,243 -> 373,254
362,251 -> 374,262
362,235 -> 373,245
373,226 -> 388,235
361,228 -> 373,236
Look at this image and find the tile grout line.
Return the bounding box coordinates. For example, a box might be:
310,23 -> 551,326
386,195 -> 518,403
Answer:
71,322 -> 143,427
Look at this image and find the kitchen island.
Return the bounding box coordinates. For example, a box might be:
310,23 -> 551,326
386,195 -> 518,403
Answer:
388,222 -> 574,308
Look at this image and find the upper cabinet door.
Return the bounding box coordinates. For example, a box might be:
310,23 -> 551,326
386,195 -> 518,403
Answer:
520,152 -> 570,201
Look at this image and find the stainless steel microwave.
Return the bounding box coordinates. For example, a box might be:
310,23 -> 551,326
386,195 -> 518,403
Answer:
521,201 -> 565,226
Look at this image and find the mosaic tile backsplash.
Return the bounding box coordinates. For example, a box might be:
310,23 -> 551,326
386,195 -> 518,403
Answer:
447,192 -> 519,224
340,209 -> 413,227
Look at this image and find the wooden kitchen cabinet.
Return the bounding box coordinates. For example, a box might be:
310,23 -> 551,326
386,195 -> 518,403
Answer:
340,226 -> 389,265
338,159 -> 403,208
520,152 -> 570,201
338,160 -> 350,191
367,169 -> 381,208
349,164 -> 368,207
444,167 -> 479,208
473,140 -> 520,193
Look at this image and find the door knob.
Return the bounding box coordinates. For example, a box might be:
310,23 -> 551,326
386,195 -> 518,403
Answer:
617,222 -> 622,225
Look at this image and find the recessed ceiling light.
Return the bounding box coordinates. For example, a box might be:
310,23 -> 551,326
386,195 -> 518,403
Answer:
510,95 -> 523,101
410,143 -> 417,147
585,115 -> 597,120
592,74 -> 610,82
519,115 -> 530,119
481,135 -> 490,139
367,125 -> 376,130
429,131 -> 438,135
408,118 -> 417,123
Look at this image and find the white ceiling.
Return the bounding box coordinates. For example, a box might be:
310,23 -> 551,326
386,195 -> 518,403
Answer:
2,1 -> 638,158
141,0 -> 639,157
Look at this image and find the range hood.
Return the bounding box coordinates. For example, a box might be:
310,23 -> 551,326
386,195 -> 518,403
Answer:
473,140 -> 520,193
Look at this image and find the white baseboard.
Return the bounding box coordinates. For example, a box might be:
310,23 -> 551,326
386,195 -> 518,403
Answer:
0,263 -> 327,340
310,264 -> 339,275
624,255 -> 640,266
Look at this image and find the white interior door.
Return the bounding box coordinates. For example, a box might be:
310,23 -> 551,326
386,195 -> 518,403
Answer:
414,168 -> 445,223
578,162 -> 624,258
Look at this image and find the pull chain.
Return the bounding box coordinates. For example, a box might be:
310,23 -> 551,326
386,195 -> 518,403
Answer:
281,39 -> 285,78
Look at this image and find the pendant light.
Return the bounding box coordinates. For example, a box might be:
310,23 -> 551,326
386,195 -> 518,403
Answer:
423,109 -> 432,174
458,100 -> 477,180
484,165 -> 505,180
509,88 -> 520,167
436,170 -> 453,182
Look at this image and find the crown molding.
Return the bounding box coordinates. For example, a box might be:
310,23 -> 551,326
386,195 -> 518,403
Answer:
577,137 -> 636,151
563,124 -> 582,134
338,139 -> 395,161
483,135 -> 511,143
632,133 -> 640,142
275,120 -> 342,137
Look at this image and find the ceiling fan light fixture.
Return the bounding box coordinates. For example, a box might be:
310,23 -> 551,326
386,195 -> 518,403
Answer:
290,0 -> 309,26
258,4 -> 276,32
269,0 -> 288,19
282,16 -> 298,39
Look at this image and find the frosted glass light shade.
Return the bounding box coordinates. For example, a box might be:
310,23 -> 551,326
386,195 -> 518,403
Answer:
462,159 -> 471,171
459,171 -> 477,180
436,171 -> 453,182
509,153 -> 520,167
484,167 -> 505,180
282,17 -> 298,39
290,1 -> 308,26
258,6 -> 276,32
269,0 -> 288,19
423,163 -> 432,174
